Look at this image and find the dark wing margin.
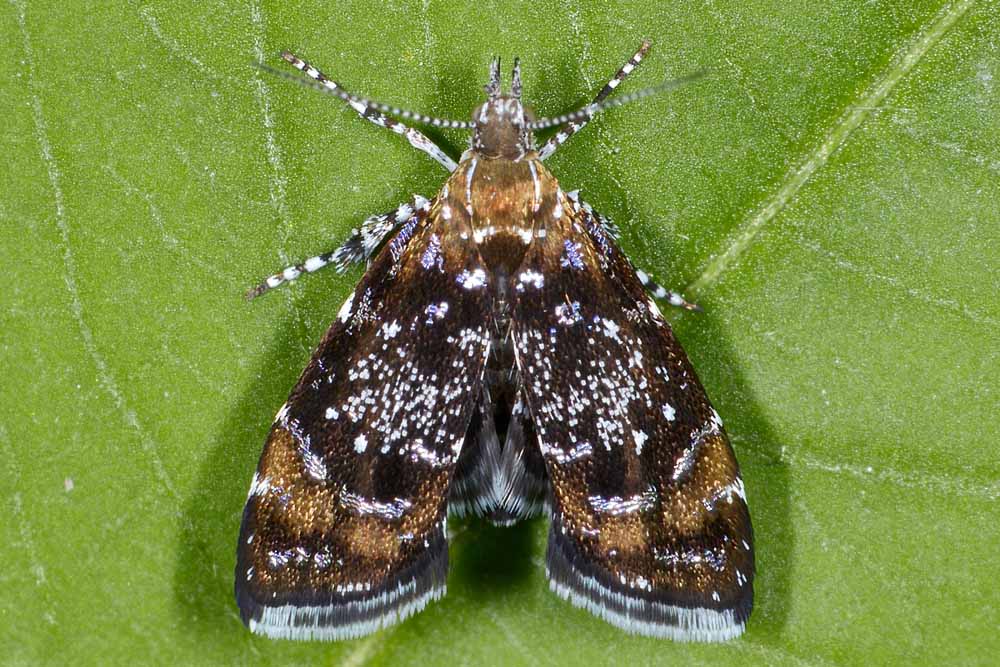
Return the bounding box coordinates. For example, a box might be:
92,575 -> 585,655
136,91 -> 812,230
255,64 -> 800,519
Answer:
235,199 -> 492,640
511,194 -> 754,641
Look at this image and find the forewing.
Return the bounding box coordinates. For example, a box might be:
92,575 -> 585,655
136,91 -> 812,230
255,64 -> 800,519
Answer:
511,196 -> 754,641
236,200 -> 493,640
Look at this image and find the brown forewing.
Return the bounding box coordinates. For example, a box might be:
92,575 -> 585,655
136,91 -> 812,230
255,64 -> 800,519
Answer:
510,178 -> 753,638
235,200 -> 493,639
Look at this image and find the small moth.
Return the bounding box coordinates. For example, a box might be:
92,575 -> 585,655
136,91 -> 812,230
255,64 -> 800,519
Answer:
236,41 -> 753,642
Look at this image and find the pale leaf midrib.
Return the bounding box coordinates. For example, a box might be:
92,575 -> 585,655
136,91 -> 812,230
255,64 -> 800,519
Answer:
687,0 -> 976,296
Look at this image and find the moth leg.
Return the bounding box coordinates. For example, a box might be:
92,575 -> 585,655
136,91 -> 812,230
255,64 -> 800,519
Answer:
327,195 -> 433,272
634,268 -> 702,312
281,52 -> 457,172
566,191 -> 700,312
538,41 -> 650,161
245,195 -> 429,300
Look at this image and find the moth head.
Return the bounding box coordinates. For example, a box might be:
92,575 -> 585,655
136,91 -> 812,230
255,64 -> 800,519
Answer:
472,57 -> 535,160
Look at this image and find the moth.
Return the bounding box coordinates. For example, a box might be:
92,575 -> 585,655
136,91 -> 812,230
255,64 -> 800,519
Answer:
235,41 -> 753,642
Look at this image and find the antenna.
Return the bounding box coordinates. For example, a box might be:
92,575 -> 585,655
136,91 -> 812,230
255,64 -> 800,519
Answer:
526,71 -> 706,131
255,53 -> 704,133
254,54 -> 474,129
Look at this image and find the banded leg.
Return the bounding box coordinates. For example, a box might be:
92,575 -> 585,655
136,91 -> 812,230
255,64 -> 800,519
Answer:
282,52 -> 457,172
246,195 -> 431,299
634,268 -> 701,312
567,190 -> 700,312
538,41 -> 651,161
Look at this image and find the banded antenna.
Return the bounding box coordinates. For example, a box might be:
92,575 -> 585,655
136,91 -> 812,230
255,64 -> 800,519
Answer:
255,53 -> 474,129
255,53 -> 703,132
526,71 -> 706,131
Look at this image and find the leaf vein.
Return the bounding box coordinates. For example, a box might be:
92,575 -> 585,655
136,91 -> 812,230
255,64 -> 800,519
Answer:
14,0 -> 178,501
798,238 -> 998,328
248,0 -> 310,342
739,439 -> 1000,501
688,0 -> 977,296
138,6 -> 218,79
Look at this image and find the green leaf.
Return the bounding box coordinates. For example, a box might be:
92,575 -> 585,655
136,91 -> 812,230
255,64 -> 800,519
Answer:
3,1 -> 997,665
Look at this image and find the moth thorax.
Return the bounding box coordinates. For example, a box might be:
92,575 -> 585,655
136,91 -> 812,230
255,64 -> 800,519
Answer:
472,97 -> 535,160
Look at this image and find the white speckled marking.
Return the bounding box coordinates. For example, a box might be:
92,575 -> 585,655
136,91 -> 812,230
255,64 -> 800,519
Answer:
457,268 -> 487,290
632,429 -> 648,456
337,293 -> 355,322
